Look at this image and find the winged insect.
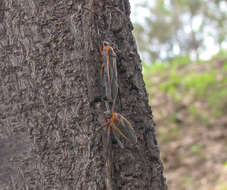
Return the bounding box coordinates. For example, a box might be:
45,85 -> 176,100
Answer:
99,41 -> 118,109
104,112 -> 137,146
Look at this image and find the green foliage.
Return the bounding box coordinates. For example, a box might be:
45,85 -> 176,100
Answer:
216,184 -> 227,190
182,176 -> 194,185
223,63 -> 227,72
212,50 -> 227,59
191,143 -> 201,154
159,125 -> 180,143
159,73 -> 182,102
169,56 -> 191,66
144,51 -> 227,124
183,71 -> 217,97
143,51 -> 227,190
188,105 -> 209,124
133,0 -> 227,61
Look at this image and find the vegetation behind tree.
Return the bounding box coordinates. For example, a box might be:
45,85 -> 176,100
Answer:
133,0 -> 227,61
142,51 -> 227,190
131,1 -> 227,189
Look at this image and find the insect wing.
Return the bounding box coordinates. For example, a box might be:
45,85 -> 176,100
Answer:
112,113 -> 137,144
112,130 -> 124,149
99,44 -> 105,87
103,48 -> 112,100
109,55 -> 118,109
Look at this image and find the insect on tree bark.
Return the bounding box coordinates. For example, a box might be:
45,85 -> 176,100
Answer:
0,0 -> 167,189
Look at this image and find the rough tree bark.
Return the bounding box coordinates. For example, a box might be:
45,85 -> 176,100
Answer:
0,0 -> 167,189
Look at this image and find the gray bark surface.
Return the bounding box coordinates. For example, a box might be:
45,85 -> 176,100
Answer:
0,0 -> 167,189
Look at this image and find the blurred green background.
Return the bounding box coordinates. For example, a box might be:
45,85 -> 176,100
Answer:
130,0 -> 227,190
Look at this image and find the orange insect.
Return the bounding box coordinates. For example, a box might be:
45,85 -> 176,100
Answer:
99,41 -> 137,147
99,41 -> 118,108
104,112 -> 137,147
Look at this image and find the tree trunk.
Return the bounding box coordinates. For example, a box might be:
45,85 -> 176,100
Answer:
0,0 -> 167,189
